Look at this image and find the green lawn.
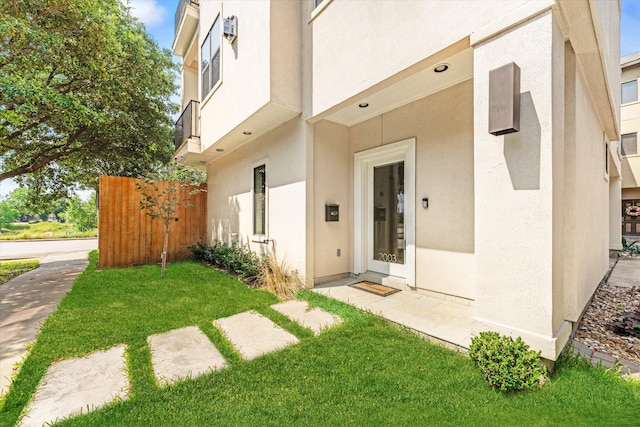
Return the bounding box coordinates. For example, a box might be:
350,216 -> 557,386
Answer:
0,260 -> 39,285
0,252 -> 637,426
0,222 -> 97,240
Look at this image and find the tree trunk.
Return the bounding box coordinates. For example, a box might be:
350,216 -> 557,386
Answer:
161,224 -> 169,277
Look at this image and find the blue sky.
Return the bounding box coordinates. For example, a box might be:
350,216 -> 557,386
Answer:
1,0 -> 639,198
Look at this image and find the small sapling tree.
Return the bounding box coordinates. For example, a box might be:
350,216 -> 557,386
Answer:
136,165 -> 207,277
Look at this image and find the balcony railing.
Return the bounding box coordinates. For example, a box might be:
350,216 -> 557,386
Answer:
175,0 -> 199,36
175,100 -> 200,151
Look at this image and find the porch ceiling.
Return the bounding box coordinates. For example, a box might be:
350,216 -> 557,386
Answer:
323,48 -> 473,127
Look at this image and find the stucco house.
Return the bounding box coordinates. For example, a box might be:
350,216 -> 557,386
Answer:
621,51 -> 640,237
172,0 -> 622,361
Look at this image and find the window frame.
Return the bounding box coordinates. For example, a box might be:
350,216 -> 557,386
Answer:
622,79 -> 638,105
252,160 -> 269,242
621,132 -> 638,157
201,14 -> 221,102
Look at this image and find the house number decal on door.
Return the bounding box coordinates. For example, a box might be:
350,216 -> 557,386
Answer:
378,253 -> 398,262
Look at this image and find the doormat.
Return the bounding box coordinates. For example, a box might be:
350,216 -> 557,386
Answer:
349,281 -> 401,297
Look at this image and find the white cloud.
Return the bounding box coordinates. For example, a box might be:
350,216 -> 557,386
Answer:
128,0 -> 168,28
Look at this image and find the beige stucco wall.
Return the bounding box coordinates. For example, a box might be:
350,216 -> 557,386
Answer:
313,120 -> 351,279
198,0 -> 301,152
565,63 -> 611,320
206,118 -> 307,274
314,80 -> 475,298
311,0 -> 534,116
621,63 -> 640,190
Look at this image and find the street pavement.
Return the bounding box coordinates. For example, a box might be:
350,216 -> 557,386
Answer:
0,239 -> 97,395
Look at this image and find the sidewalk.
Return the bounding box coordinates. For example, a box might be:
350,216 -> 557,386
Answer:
0,252 -> 90,395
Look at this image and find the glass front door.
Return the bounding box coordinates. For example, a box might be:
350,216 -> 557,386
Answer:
354,137 -> 415,286
367,159 -> 406,278
372,162 -> 405,265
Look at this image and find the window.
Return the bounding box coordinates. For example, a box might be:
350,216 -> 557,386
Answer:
253,164 -> 266,236
605,141 -> 609,177
621,133 -> 638,156
314,0 -> 324,7
622,80 -> 638,104
201,16 -> 221,99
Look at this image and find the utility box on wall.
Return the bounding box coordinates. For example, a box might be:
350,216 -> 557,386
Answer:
488,62 -> 520,136
325,204 -> 339,222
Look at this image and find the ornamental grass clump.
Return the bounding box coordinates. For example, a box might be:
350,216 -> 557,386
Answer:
469,331 -> 548,392
256,255 -> 304,301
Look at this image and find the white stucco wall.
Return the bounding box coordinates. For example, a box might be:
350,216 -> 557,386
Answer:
472,11 -> 570,360
206,118 -> 307,275
311,0 -> 534,116
198,0 -> 301,152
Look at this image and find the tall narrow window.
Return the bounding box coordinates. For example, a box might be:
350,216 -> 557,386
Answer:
254,165 -> 266,236
622,80 -> 638,104
201,16 -> 221,99
622,133 -> 638,156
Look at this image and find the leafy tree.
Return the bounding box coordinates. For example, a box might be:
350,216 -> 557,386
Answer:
0,0 -> 177,193
62,194 -> 97,231
136,166 -> 207,277
0,196 -> 20,227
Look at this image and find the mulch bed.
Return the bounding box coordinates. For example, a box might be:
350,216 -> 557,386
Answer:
574,281 -> 640,365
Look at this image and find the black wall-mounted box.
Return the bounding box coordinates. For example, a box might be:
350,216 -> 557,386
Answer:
325,204 -> 339,222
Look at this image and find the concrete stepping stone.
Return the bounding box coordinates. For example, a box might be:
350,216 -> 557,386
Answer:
271,300 -> 341,335
19,345 -> 128,427
215,311 -> 299,360
147,326 -> 226,385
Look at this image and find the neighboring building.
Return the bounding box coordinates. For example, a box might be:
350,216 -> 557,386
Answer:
173,0 -> 621,361
621,52 -> 640,237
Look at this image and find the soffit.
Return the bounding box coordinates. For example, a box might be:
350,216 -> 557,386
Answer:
324,48 -> 473,127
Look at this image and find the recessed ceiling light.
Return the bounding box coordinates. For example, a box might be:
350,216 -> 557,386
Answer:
358,102 -> 369,108
216,148 -> 224,152
243,131 -> 252,135
433,64 -> 449,73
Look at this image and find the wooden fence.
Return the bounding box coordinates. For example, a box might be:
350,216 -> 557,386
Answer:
98,175 -> 207,269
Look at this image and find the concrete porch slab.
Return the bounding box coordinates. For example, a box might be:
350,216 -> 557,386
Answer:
19,345 -> 129,427
147,326 -> 227,385
314,282 -> 472,351
271,300 -> 342,334
214,311 -> 299,360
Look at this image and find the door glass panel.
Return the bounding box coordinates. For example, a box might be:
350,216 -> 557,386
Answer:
373,162 -> 404,264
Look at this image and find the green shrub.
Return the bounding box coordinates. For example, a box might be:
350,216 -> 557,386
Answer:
188,240 -> 261,282
469,331 -> 548,392
622,237 -> 640,255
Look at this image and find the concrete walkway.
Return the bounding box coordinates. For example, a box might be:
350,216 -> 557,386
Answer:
0,253 -> 90,395
607,256 -> 640,288
16,301 -> 341,426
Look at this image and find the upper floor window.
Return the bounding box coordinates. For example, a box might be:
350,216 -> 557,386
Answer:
622,80 -> 638,104
201,16 -> 221,99
622,133 -> 638,157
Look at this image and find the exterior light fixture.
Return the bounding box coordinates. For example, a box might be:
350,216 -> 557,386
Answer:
243,131 -> 252,135
433,64 -> 449,73
488,62 -> 520,135
216,148 -> 224,152
358,102 -> 369,108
